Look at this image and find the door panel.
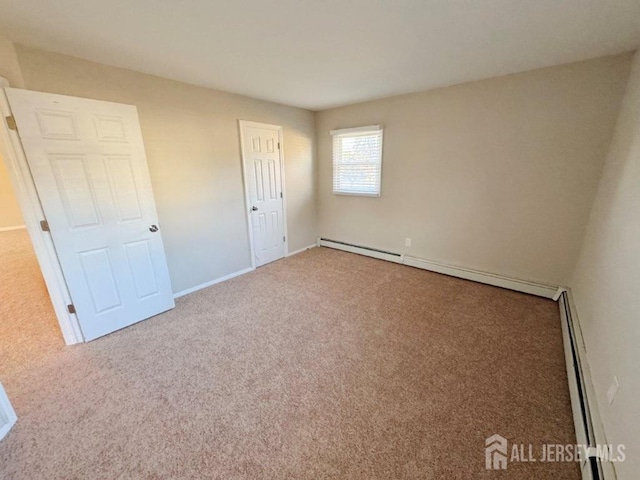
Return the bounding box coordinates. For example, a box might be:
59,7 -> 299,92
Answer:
51,154 -> 101,227
124,240 -> 160,299
241,123 -> 285,267
105,155 -> 143,221
79,248 -> 122,313
6,88 -> 175,341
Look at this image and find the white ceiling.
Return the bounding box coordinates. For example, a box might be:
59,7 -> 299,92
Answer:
0,0 -> 639,110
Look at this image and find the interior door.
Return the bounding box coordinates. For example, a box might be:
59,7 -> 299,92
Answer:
6,88 -> 175,341
240,122 -> 286,267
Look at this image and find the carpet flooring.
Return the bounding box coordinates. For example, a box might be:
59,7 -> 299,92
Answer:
0,229 -> 63,382
0,232 -> 579,479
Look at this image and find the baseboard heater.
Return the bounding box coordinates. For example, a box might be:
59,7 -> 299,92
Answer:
318,238 -> 558,298
559,291 -> 613,480
318,238 -> 404,264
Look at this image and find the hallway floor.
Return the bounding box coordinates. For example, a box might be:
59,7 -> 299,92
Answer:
0,229 -> 64,382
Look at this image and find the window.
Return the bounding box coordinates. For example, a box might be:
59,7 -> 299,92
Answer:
331,125 -> 383,196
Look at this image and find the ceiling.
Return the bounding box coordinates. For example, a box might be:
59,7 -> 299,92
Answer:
0,0 -> 639,110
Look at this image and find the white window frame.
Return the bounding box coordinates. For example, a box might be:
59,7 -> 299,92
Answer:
330,125 -> 383,197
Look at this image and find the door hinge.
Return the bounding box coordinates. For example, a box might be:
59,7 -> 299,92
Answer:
67,304 -> 76,314
40,220 -> 50,232
283,235 -> 286,242
277,142 -> 280,150
280,192 -> 283,198
5,115 -> 17,131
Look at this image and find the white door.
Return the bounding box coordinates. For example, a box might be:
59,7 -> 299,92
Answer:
6,88 -> 175,341
0,381 -> 17,441
240,122 -> 286,267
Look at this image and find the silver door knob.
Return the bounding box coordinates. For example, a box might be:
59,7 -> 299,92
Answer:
149,225 -> 159,232
251,206 -> 258,211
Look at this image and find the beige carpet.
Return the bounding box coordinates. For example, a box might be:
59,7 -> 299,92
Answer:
0,237 -> 578,479
0,229 -> 64,376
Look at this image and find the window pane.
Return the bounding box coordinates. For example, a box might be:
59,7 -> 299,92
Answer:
332,129 -> 383,196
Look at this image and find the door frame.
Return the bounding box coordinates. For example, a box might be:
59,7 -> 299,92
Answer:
0,78 -> 84,345
238,120 -> 289,269
0,381 -> 17,441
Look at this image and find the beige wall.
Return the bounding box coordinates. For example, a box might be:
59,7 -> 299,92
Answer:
14,45 -> 316,293
569,50 -> 640,479
316,54 -> 632,286
0,34 -> 24,229
0,33 -> 24,88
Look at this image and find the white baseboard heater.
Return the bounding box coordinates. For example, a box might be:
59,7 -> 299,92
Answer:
559,291 -> 615,480
318,238 -> 404,263
318,238 -> 558,299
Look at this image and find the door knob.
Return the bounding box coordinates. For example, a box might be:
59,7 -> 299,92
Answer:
149,225 -> 159,232
251,206 -> 258,211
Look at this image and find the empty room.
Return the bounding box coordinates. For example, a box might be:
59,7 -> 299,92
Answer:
0,1 -> 639,479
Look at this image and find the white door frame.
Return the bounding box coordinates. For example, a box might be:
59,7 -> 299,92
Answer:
238,120 -> 289,269
0,78 -> 84,345
0,381 -> 17,441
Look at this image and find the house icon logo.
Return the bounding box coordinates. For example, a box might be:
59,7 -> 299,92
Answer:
485,434 -> 508,470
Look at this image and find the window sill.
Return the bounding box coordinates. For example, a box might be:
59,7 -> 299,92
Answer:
332,191 -> 381,197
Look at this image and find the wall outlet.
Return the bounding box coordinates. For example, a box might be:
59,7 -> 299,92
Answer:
606,376 -> 619,405
405,238 -> 412,247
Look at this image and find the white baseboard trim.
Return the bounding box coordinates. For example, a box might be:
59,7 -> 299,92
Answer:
319,238 -> 404,264
404,256 -> 558,299
0,225 -> 26,232
173,267 -> 255,299
174,245 -> 316,299
318,237 -> 559,299
0,381 -> 17,442
287,244 -> 317,257
553,286 -> 567,301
